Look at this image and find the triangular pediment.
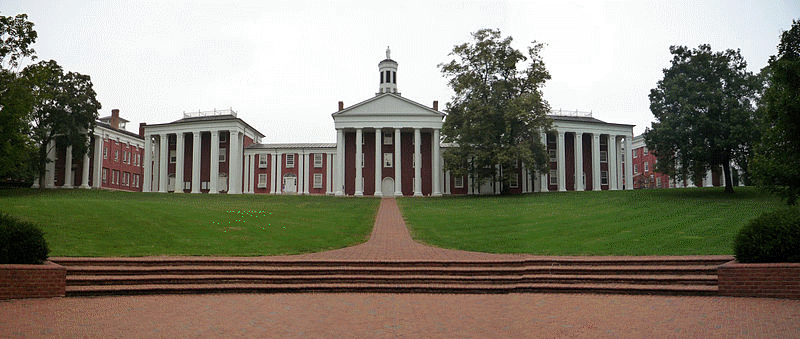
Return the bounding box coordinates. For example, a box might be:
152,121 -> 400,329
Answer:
332,94 -> 444,118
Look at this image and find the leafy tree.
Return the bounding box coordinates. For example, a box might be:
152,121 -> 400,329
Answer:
0,14 -> 38,181
22,60 -> 101,185
644,45 -> 760,194
439,29 -> 551,192
752,20 -> 800,205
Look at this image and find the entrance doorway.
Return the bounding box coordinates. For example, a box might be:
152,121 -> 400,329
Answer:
283,173 -> 297,193
381,177 -> 395,196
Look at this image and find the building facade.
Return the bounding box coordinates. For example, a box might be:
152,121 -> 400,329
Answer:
43,50 -> 639,196
630,134 -> 729,189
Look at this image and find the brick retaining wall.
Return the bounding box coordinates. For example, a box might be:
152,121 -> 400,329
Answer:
0,261 -> 66,299
718,261 -> 800,299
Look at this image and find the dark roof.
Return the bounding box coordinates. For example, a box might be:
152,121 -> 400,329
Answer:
549,115 -> 635,127
95,121 -> 144,140
98,115 -> 130,123
145,114 -> 265,138
247,143 -> 336,150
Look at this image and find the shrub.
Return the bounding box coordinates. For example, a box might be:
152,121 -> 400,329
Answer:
0,213 -> 49,264
734,208 -> 800,263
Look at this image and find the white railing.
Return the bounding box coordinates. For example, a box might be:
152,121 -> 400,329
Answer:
549,109 -> 592,117
183,108 -> 237,119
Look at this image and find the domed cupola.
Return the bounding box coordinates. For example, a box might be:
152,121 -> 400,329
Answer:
378,46 -> 399,96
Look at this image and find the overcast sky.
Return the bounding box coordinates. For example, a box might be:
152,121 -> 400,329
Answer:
2,1 -> 798,142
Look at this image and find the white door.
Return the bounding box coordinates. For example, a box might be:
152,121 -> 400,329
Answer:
479,179 -> 493,195
381,177 -> 394,196
283,174 -> 297,193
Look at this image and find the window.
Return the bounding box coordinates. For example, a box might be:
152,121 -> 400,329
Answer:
510,174 -> 519,188
634,164 -> 639,174
314,154 -> 323,168
548,149 -> 557,162
286,154 -> 295,168
113,170 -> 119,185
656,177 -> 662,188
644,162 -> 649,172
549,170 -> 558,185
643,147 -> 648,156
103,147 -> 108,159
454,176 -> 464,188
361,153 -> 365,168
600,151 -> 608,163
124,172 -> 130,186
201,182 -> 208,190
259,154 -> 268,168
601,171 -> 608,185
258,174 -> 267,188
219,148 -> 227,162
633,150 -> 638,158
620,153 -> 625,162
102,168 -> 108,183
600,137 -> 608,147
114,150 -> 119,162
169,150 -> 176,164
219,133 -> 227,143
383,132 -> 393,145
313,173 -> 323,188
383,153 -> 393,168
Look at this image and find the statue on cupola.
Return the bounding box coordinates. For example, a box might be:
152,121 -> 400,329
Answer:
378,46 -> 399,95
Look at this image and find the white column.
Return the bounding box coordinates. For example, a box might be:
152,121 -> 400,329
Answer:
574,132 -> 583,191
80,152 -> 90,189
445,170 -> 451,195
540,131 -> 548,192
143,135 -> 152,192
326,153 -> 333,195
374,129 -> 383,197
249,153 -> 256,194
93,135 -> 103,189
394,129 -> 402,196
303,152 -> 310,195
277,152 -> 283,194
190,132 -> 201,193
592,134 -> 601,191
616,136 -> 623,190
521,163 -> 528,193
270,153 -> 277,194
609,136 -> 618,190
335,129 -> 344,196
704,170 -> 713,187
494,164 -> 501,195
355,128 -> 363,196
413,128 -> 422,196
210,131 -> 219,194
175,132 -> 185,193
158,134 -> 168,193
624,136 -> 633,190
432,129 -> 441,197
228,131 -> 242,194
243,154 -> 250,193
63,145 -> 73,188
557,130 -> 566,192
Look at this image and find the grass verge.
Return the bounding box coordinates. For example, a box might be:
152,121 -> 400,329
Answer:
398,187 -> 782,256
0,189 -> 379,257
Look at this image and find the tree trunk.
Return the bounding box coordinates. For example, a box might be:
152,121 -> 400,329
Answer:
722,161 -> 734,194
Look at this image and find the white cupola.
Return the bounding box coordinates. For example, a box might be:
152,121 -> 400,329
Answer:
378,46 -> 399,96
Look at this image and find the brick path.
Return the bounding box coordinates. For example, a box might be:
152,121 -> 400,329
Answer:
4,198 -> 798,337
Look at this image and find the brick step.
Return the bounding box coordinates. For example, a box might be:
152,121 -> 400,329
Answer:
63,265 -> 720,277
66,273 -> 717,286
51,256 -> 733,268
64,282 -> 718,297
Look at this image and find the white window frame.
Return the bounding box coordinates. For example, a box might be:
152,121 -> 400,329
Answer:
103,147 -> 107,159
102,168 -> 108,183
643,147 -> 648,156
548,149 -> 557,162
219,133 -> 227,143
644,162 -> 649,172
313,173 -> 323,188
114,150 -> 119,162
634,164 -> 639,174
169,150 -> 176,164
286,154 -> 295,168
383,153 -> 393,168
509,174 -> 519,188
454,176 -> 464,188
361,153 -> 365,168
549,170 -> 558,185
633,150 -> 638,158
656,177 -> 662,188
258,173 -> 267,188
314,153 -> 323,168
219,148 -> 227,163
600,150 -> 608,163
601,171 -> 608,185
383,132 -> 393,145
259,154 -> 268,168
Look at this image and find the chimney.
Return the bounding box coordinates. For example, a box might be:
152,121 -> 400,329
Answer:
433,100 -> 438,111
111,109 -> 120,130
338,101 -> 344,111
139,123 -> 146,138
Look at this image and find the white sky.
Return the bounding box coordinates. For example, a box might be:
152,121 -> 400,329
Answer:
2,1 -> 798,142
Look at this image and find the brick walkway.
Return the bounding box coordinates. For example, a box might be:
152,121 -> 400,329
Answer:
4,198 -> 798,337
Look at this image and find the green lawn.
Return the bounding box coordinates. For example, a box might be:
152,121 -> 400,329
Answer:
398,187 -> 783,256
0,189 -> 379,257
